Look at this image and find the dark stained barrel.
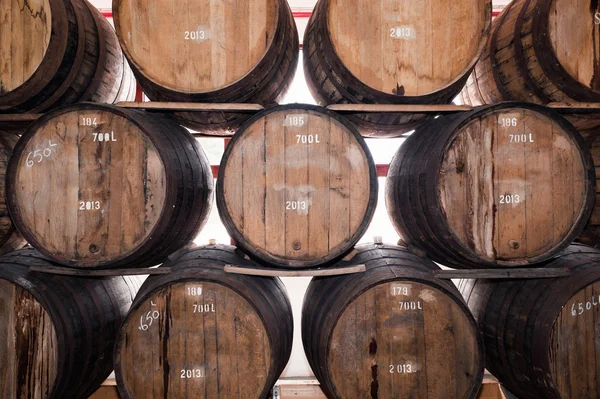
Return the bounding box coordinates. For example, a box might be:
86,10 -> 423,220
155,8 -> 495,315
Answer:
0,0 -> 136,113
577,128 -> 600,247
217,104 -> 378,268
303,244 -> 484,399
303,0 -> 492,136
386,102 -> 595,269
0,132 -> 25,255
114,245 -> 293,399
0,248 -> 143,399
113,0 -> 299,135
460,0 -> 600,128
7,103 -> 213,268
458,244 -> 600,399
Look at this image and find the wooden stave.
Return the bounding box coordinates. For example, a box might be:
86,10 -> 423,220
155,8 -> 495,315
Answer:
113,0 -> 299,135
303,0 -> 492,137
386,102 -> 596,269
6,103 -> 213,268
0,248 -> 143,399
576,127 -> 600,247
216,103 -> 379,269
461,0 -> 600,109
0,132 -> 25,256
0,0 -> 135,114
114,244 -> 294,399
457,244 -> 600,399
301,243 -> 485,399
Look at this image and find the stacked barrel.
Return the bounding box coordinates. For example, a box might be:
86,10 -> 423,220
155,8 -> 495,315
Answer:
3,0 -> 600,398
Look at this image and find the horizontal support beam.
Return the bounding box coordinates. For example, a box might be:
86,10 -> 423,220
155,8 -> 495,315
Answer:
224,264 -> 365,277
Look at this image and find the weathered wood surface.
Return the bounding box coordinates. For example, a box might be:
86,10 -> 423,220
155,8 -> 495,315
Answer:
114,245 -> 293,399
217,104 -> 378,268
117,102 -> 265,112
304,0 -> 492,136
0,0 -> 135,113
577,128 -> 600,247
303,244 -> 484,399
386,102 -> 595,269
224,264 -> 365,277
113,0 -> 299,135
435,267 -> 572,280
0,248 -> 142,399
458,244 -> 600,399
461,0 -> 600,132
0,132 -> 25,255
7,103 -> 213,268
29,265 -> 172,276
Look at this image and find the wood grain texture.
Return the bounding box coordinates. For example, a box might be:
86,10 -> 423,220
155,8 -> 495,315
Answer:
113,0 -> 299,135
217,105 -> 378,268
0,131 -> 25,255
386,103 -> 595,269
304,0 -> 491,136
458,244 -> 600,399
7,103 -> 213,268
0,248 -> 143,399
0,0 -> 135,113
303,244 -> 484,399
461,0 -> 600,107
114,245 -> 293,399
0,279 -> 57,399
0,0 -> 52,95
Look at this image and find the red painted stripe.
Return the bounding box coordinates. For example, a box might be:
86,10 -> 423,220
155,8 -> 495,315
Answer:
211,165 -> 220,176
134,84 -> 144,102
101,11 -> 112,18
292,11 -> 312,18
377,164 -> 389,177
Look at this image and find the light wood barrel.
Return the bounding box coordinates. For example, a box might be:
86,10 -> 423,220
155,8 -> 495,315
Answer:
461,0 -> 600,110
458,244 -> 600,399
7,103 -> 213,268
0,248 -> 143,399
303,0 -> 492,136
217,105 -> 378,268
386,103 -> 595,269
0,132 -> 25,255
0,0 -> 135,113
113,0 -> 299,135
114,245 -> 293,399
303,244 -> 484,399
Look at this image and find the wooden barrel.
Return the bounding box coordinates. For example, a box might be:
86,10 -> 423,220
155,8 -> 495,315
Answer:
0,132 -> 25,256
458,244 -> 600,399
113,0 -> 299,135
217,104 -> 378,268
0,248 -> 143,399
577,128 -> 600,247
114,245 -> 293,399
461,0 -> 600,110
6,103 -> 213,268
386,102 -> 595,269
303,0 -> 492,136
302,244 -> 484,399
0,0 -> 136,113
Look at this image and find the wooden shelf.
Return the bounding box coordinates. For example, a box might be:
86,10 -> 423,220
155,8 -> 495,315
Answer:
28,265 -> 171,276
435,267 -> 571,280
116,101 -> 265,112
224,264 -> 365,277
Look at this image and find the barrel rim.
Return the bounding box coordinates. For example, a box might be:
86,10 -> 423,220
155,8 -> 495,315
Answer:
112,0 -> 284,95
532,0 -> 600,102
431,102 -> 596,267
0,0 -> 67,108
216,103 -> 379,268
114,275 -> 277,399
5,102 -> 173,268
320,275 -> 485,398
318,0 -> 493,99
